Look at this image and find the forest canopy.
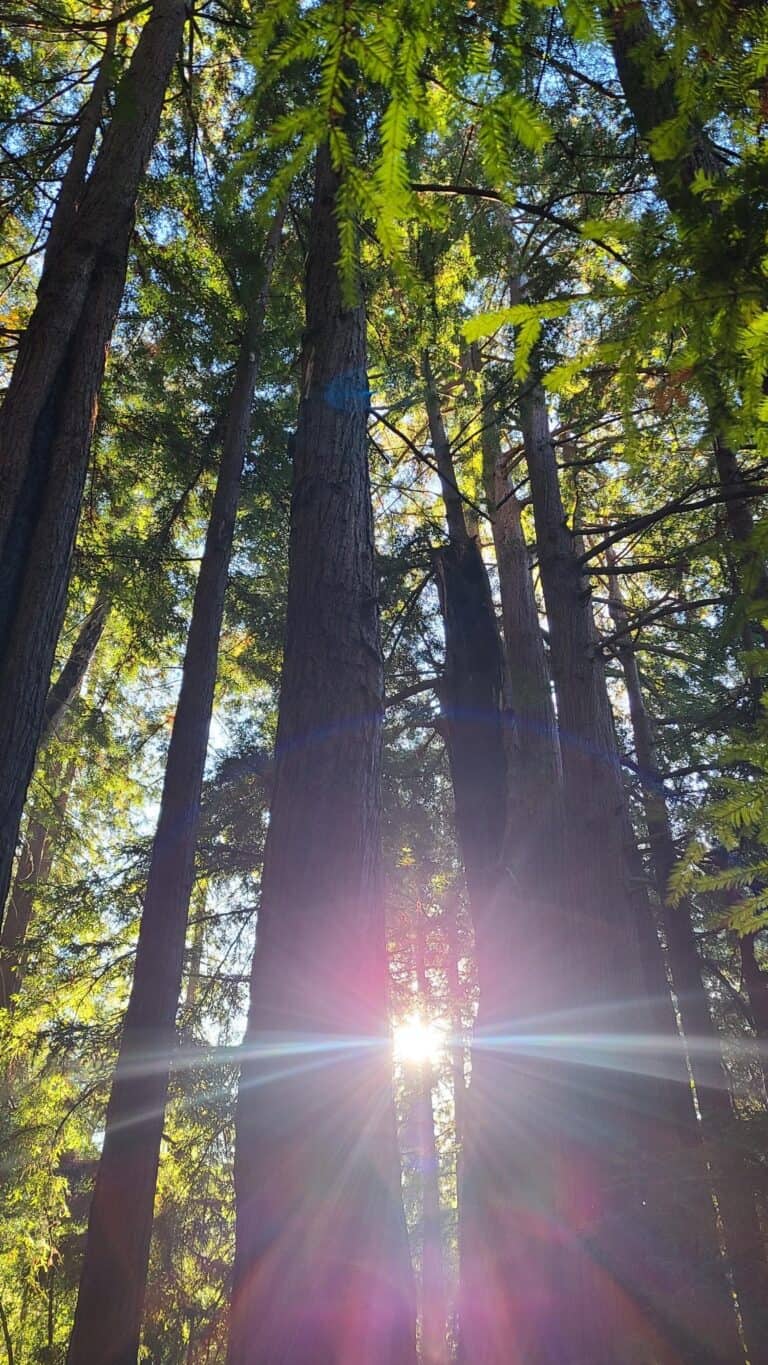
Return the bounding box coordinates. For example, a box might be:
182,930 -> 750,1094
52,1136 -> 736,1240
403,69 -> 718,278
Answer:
1,1 -> 768,1362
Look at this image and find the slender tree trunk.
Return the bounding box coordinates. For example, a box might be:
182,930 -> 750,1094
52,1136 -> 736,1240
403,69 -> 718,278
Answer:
608,569 -> 768,1362
423,370 -> 563,1363
476,362 -> 561,841
42,599 -> 108,742
0,0 -> 187,926
742,933 -> 768,1041
0,595 -> 105,1008
415,908 -> 447,1365
43,4 -> 119,269
444,896 -> 466,1187
522,381 -> 740,1363
182,887 -> 207,1016
227,147 -> 416,1365
66,216 -> 281,1365
0,1299 -> 13,1365
0,771 -> 74,1010
421,356 -> 506,932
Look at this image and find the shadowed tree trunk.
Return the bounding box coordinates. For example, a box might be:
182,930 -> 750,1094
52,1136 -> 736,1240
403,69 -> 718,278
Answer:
608,568 -> 768,1363
421,353 -> 507,948
422,365 -> 566,1364
741,931 -> 768,1102
42,599 -> 109,741
227,147 -> 416,1365
0,0 -> 187,925
414,907 -> 447,1365
522,380 -> 741,1363
66,215 -> 282,1365
444,895 -> 466,1194
475,359 -> 561,839
742,932 -> 768,1041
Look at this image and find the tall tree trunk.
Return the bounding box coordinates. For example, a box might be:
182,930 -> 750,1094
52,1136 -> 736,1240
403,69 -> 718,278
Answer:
227,147 -> 415,1365
421,355 -> 507,937
522,381 -> 740,1363
66,215 -> 281,1365
43,3 -> 120,269
414,908 -> 447,1365
608,568 -> 768,1362
476,361 -> 561,842
422,369 -> 563,1363
444,895 -> 466,1189
0,0 -> 187,925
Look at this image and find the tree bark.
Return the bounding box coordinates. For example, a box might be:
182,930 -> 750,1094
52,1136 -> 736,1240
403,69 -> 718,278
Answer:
227,146 -> 416,1365
0,0 -> 187,926
522,381 -> 740,1363
42,598 -> 109,741
422,360 -> 507,936
66,214 -> 281,1365
741,933 -> 768,1041
414,908 -> 447,1365
606,1 -> 725,218
43,3 -> 120,270
423,372 -> 564,1363
608,568 -> 768,1362
476,367 -> 561,862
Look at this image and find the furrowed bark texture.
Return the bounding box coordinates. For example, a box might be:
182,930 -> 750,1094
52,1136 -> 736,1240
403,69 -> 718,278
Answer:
522,383 -> 740,1364
42,599 -> 108,741
609,571 -> 768,1363
66,219 -> 280,1365
423,375 -> 564,1363
227,147 -> 416,1365
478,378 -> 561,856
0,0 -> 187,925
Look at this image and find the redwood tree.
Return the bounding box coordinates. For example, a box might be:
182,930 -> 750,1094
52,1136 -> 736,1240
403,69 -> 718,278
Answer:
227,145 -> 416,1365
66,215 -> 281,1365
0,0 -> 187,921
521,379 -> 740,1364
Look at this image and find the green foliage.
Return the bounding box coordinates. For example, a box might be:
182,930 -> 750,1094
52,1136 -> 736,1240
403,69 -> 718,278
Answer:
3,0 -> 768,1358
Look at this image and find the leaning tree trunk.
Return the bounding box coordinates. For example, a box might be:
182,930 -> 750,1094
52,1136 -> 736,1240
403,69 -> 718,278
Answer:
42,599 -> 108,742
66,217 -> 281,1365
522,381 -> 741,1364
227,146 -> 416,1365
608,568 -> 768,1363
0,0 -> 187,925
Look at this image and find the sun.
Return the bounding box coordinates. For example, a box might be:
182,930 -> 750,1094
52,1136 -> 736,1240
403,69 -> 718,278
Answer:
393,1013 -> 446,1067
